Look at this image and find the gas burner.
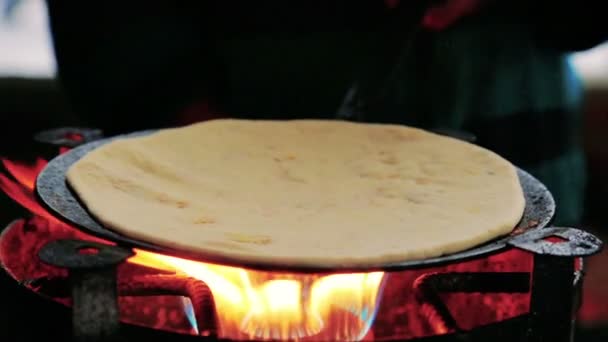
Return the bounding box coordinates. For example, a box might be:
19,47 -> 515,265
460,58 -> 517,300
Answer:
0,127 -> 604,342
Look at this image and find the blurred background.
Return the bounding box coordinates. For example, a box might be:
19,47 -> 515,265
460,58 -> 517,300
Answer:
0,0 -> 78,156
0,0 -> 607,340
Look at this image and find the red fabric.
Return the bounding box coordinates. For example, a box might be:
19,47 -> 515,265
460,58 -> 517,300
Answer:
384,0 -> 483,31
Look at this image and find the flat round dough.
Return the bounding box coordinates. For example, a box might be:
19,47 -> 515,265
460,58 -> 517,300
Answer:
66,119 -> 525,268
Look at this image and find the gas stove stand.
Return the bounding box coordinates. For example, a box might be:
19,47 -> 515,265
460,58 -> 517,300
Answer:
22,127 -> 606,342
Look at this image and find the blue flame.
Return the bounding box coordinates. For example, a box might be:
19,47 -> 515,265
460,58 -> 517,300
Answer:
329,273 -> 389,340
358,274 -> 389,340
181,297 -> 199,335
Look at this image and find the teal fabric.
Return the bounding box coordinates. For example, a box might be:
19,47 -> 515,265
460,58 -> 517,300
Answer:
388,6 -> 587,225
397,19 -> 583,124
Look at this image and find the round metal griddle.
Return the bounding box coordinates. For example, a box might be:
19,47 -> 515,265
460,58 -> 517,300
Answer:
36,130 -> 556,273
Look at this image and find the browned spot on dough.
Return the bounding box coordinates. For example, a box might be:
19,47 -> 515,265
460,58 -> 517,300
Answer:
405,195 -> 424,204
277,165 -> 307,183
377,187 -> 399,199
157,193 -> 170,203
109,177 -> 137,192
194,217 -> 216,224
284,173 -> 307,183
226,233 -> 272,245
467,206 -> 481,214
274,154 -> 297,162
156,193 -> 189,208
380,155 -> 398,165
415,178 -> 432,185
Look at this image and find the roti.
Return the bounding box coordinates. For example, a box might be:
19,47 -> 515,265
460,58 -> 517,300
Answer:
66,119 -> 525,268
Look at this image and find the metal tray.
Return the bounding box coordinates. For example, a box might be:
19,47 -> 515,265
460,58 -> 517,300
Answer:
36,130 -> 564,272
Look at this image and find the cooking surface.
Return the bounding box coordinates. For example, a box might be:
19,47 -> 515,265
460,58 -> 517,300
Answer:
37,129 -> 554,272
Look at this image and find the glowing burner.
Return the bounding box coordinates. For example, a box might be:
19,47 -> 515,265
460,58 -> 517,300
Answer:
130,250 -> 386,341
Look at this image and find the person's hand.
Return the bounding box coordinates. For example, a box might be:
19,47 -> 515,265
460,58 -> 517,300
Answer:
421,0 -> 483,31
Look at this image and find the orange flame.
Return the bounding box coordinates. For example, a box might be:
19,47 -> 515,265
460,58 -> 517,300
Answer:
131,250 -> 385,340
0,158 -> 60,222
0,152 -> 386,341
1,158 -> 47,190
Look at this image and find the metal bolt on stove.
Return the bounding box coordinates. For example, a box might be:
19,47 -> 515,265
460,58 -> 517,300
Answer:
38,239 -> 133,342
33,127 -> 103,148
